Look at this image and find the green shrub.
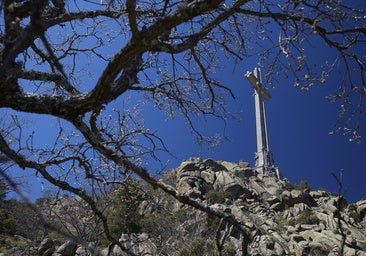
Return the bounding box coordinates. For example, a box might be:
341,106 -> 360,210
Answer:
178,238 -> 215,256
281,209 -> 319,227
348,204 -> 360,221
299,180 -> 311,191
178,238 -> 236,256
0,208 -> 17,235
295,209 -> 319,225
275,187 -> 284,196
106,178 -> 145,237
273,215 -> 289,233
222,240 -> 237,256
286,180 -> 312,191
275,209 -> 319,231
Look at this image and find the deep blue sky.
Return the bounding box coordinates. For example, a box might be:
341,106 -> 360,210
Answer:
16,60 -> 365,203
142,58 -> 366,203
5,1 -> 366,203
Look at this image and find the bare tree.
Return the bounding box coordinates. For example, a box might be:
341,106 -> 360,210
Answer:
0,0 -> 365,253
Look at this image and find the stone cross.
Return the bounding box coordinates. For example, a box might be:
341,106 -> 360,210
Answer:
245,68 -> 282,179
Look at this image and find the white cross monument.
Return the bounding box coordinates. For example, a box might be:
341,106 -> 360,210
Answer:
245,67 -> 282,179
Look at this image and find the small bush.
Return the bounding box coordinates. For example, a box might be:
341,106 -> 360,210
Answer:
275,209 -> 319,232
178,238 -> 236,256
222,240 -> 237,256
299,180 -> 311,191
295,209 -> 319,225
178,238 -> 217,256
275,187 -> 284,196
273,215 -> 289,233
106,178 -> 145,237
0,208 -> 17,235
348,204 -> 360,221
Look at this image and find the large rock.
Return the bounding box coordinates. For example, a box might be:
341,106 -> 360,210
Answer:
357,199 -> 366,220
75,243 -> 97,256
176,158 -> 215,198
280,189 -> 317,207
38,236 -> 55,256
56,240 -> 77,256
111,233 -> 156,256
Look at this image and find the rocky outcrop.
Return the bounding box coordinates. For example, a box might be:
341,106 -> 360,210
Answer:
26,158 -> 366,255
173,158 -> 366,256
177,158 -> 259,201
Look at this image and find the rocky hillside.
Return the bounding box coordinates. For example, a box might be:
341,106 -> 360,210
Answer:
3,158 -> 366,255
172,158 -> 366,255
